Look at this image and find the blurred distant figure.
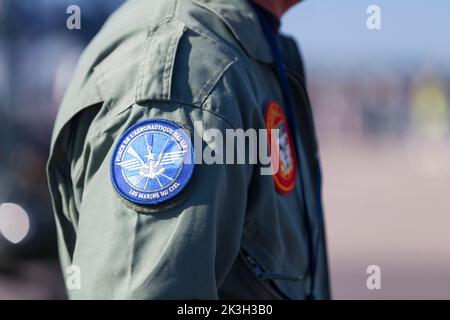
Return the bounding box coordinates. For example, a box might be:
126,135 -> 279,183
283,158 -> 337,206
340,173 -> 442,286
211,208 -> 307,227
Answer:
410,70 -> 449,142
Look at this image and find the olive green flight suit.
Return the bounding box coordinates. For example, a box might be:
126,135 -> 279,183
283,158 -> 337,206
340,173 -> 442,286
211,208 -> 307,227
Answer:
47,0 -> 330,299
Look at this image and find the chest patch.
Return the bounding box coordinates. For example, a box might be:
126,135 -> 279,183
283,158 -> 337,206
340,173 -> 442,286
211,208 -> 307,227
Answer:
111,119 -> 194,206
265,101 -> 297,194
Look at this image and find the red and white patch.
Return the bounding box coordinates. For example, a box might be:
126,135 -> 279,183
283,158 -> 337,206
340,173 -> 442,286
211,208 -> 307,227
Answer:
265,101 -> 297,194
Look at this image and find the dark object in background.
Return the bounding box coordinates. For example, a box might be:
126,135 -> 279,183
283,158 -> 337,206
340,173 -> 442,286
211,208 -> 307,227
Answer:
0,0 -> 124,298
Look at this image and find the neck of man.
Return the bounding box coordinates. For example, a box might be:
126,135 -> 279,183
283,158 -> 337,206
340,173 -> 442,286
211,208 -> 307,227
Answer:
252,0 -> 297,19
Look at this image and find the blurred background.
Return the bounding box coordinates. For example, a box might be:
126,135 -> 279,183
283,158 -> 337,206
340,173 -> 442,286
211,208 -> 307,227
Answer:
0,0 -> 449,299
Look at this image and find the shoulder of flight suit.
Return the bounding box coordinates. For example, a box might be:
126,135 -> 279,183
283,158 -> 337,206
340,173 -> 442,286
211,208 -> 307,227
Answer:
48,0 -> 264,201
51,0 -> 262,153
48,0 -> 258,206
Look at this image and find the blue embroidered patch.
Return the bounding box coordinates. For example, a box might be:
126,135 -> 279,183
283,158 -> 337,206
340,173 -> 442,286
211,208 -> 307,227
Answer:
111,119 -> 195,206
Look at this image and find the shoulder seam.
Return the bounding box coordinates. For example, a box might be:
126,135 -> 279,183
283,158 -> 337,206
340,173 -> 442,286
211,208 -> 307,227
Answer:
135,18 -> 185,104
195,54 -> 237,106
172,17 -> 239,106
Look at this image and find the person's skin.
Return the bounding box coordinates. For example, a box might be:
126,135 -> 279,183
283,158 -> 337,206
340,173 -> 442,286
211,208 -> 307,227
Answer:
253,0 -> 301,18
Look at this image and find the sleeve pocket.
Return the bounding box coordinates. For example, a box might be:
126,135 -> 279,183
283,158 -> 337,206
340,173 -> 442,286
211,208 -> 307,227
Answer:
240,250 -> 306,300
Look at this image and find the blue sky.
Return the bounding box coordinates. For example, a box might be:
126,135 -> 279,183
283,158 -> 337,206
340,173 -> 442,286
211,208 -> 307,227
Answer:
282,0 -> 450,69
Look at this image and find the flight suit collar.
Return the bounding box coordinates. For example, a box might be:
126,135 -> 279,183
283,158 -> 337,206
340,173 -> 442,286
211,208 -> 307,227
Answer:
193,0 -> 274,63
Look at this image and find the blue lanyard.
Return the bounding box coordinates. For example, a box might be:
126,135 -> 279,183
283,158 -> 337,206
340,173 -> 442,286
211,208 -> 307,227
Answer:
252,4 -> 318,299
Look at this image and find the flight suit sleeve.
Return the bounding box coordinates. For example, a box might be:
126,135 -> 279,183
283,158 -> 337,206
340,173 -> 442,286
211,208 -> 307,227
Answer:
65,100 -> 252,299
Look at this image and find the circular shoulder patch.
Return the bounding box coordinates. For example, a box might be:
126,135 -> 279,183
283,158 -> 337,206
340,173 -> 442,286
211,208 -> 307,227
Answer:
265,101 -> 297,194
111,119 -> 195,206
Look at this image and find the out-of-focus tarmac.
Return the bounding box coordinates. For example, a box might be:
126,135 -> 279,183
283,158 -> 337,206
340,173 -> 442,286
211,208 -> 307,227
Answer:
322,135 -> 450,299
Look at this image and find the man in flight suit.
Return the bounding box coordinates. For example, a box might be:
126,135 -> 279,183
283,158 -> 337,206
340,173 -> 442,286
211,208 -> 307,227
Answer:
47,0 -> 330,299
